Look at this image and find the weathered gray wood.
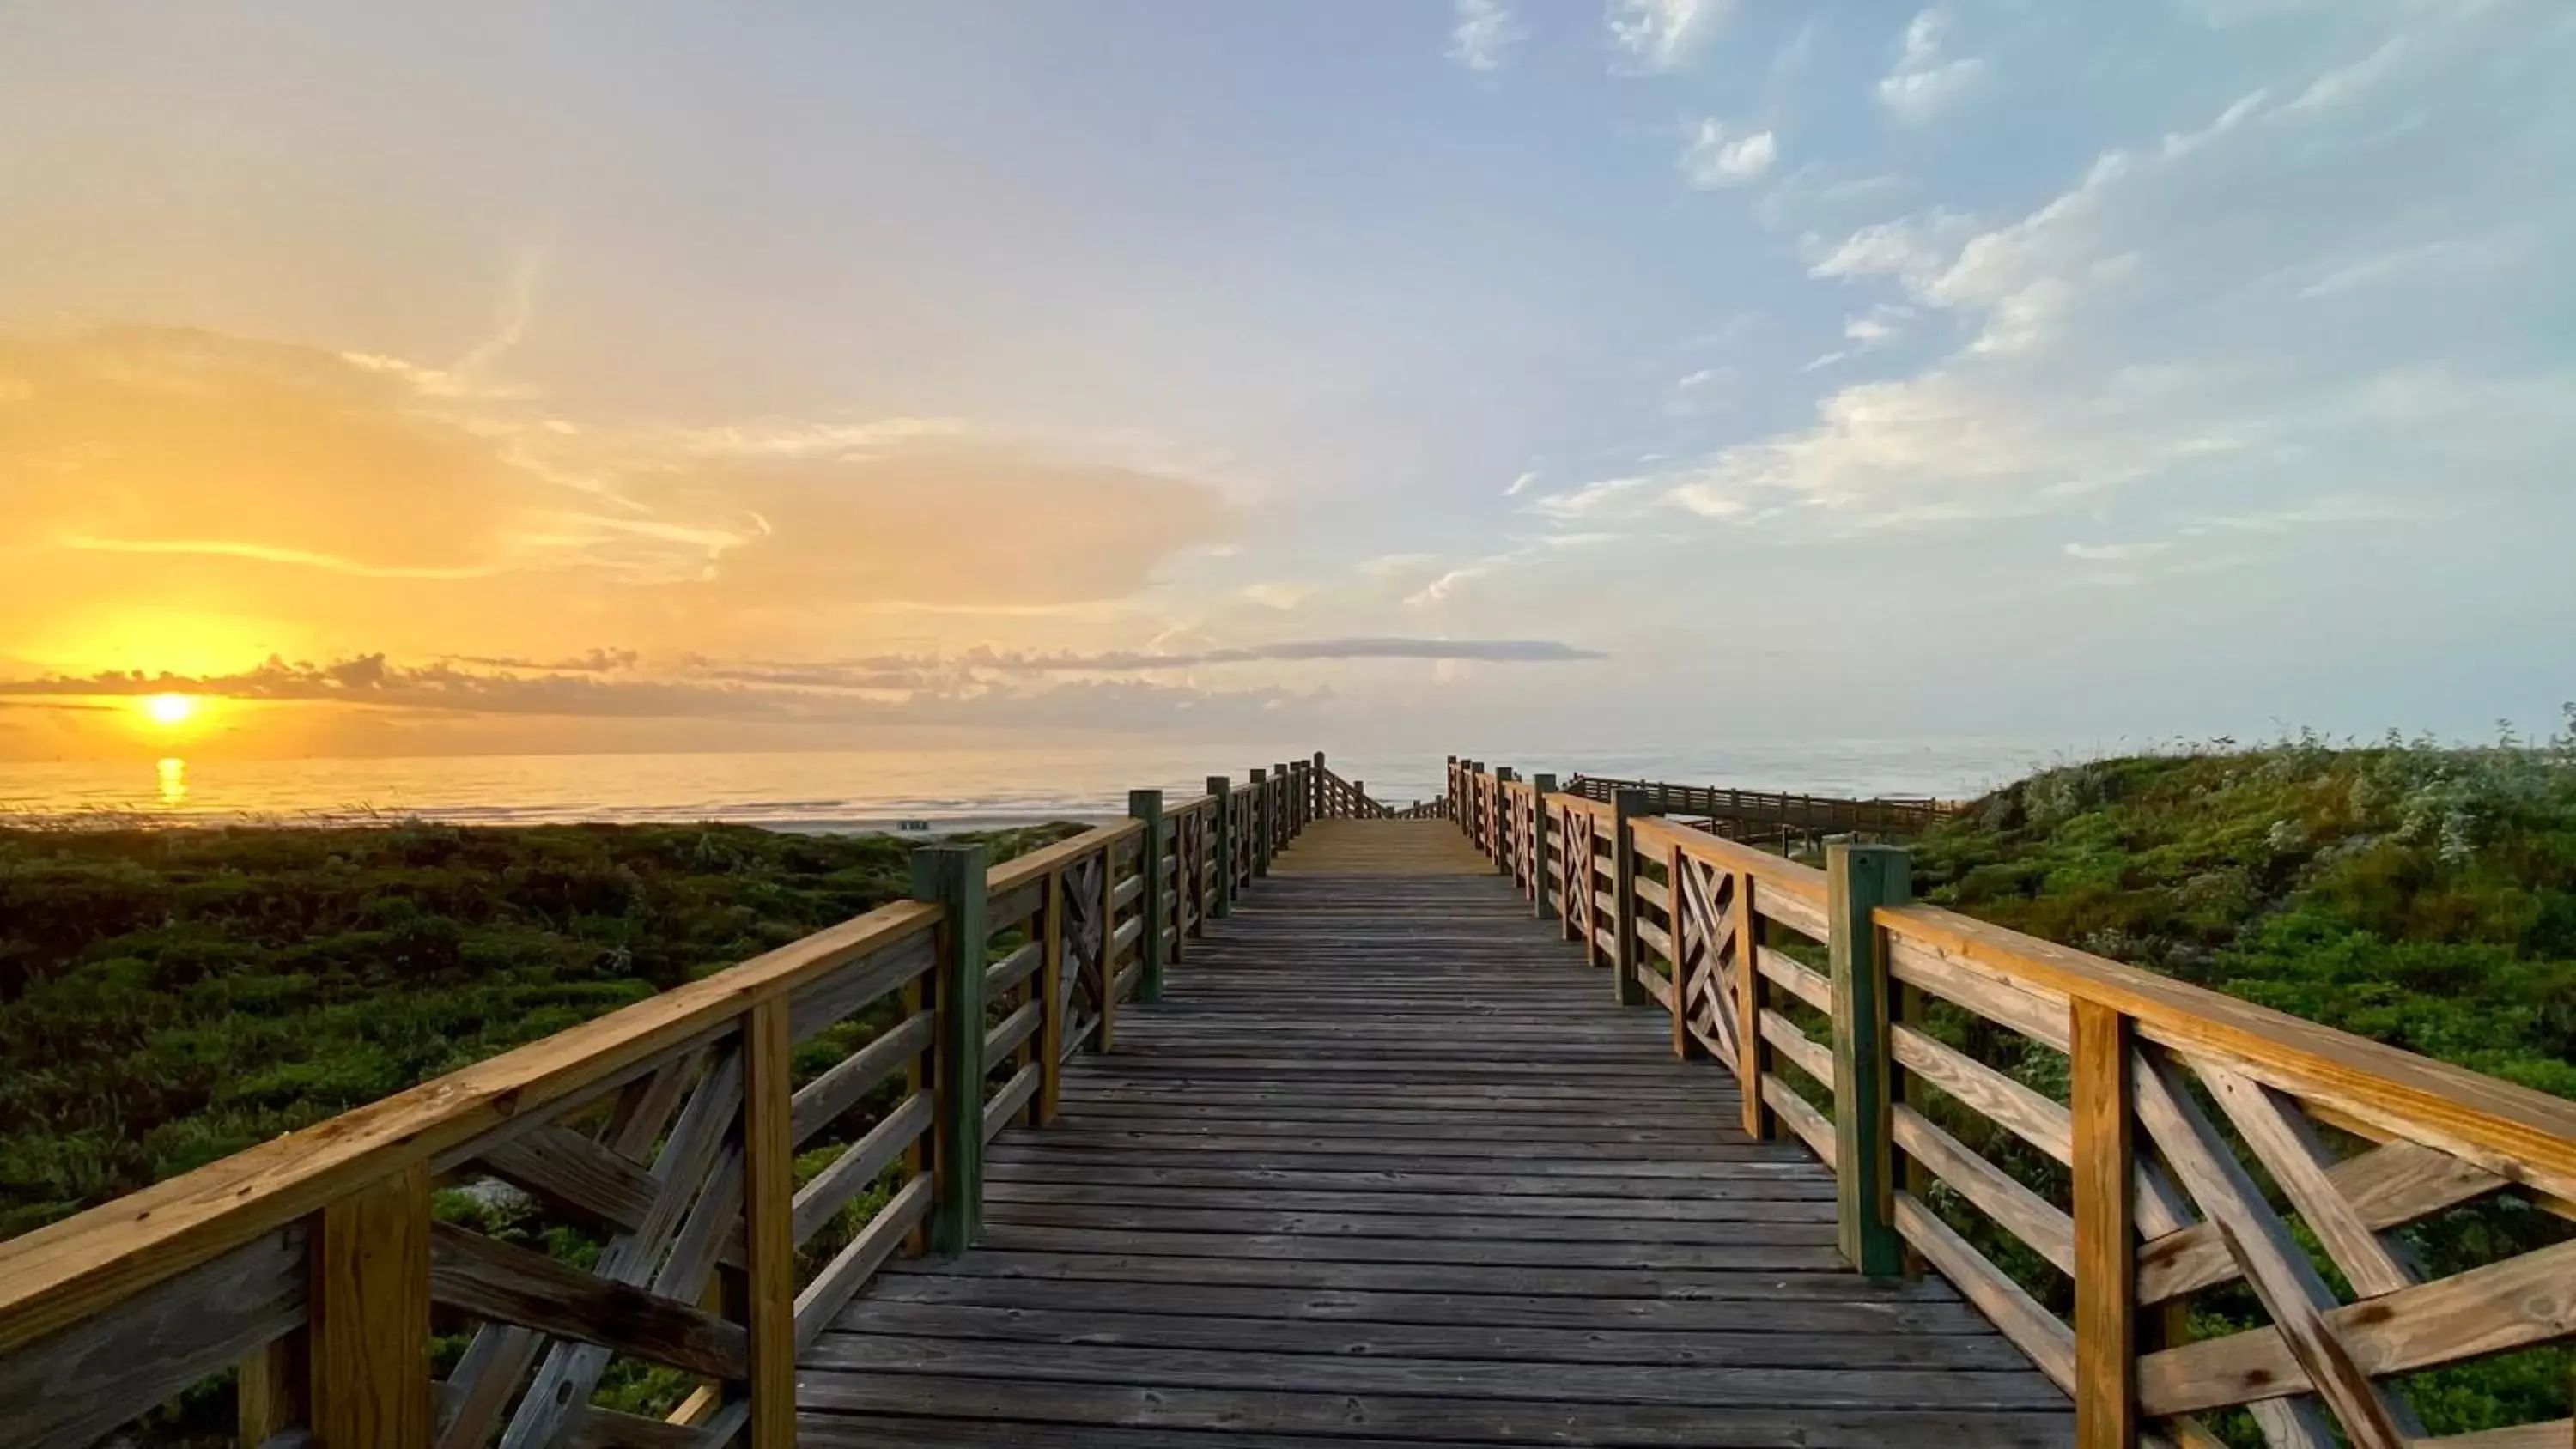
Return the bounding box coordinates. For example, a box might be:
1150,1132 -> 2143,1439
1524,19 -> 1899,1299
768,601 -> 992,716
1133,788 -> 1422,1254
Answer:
788,932 -> 936,1043
983,1063 -> 1042,1143
792,1012 -> 934,1146
984,938 -> 1042,998
806,861 -> 2068,1445
427,1222 -> 745,1380
1893,1191 -> 2075,1395
794,1173 -> 933,1355
0,1227 -> 306,1449
793,1091 -> 933,1246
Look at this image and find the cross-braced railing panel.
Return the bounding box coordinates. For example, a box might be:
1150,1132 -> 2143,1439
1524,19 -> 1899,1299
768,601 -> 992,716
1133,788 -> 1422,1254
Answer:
0,748 -> 1334,1449
1449,755 -> 2576,1449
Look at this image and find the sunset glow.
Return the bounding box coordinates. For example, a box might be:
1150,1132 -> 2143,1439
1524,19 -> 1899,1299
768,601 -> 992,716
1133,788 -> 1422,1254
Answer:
141,694 -> 200,728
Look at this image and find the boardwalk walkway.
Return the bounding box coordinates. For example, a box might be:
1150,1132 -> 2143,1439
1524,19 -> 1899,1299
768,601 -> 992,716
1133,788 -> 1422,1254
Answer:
800,821 -> 2072,1446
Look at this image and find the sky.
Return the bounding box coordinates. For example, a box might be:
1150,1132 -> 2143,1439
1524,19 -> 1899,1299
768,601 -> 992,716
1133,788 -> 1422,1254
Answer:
1,0 -> 2570,764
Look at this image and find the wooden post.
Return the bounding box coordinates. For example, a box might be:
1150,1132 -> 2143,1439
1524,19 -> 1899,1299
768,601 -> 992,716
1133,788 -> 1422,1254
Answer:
914,843 -> 988,1255
1097,838 -> 1120,1054
308,1161 -> 432,1449
1312,750 -> 1327,820
2073,1001 -> 2138,1449
1447,755 -> 1461,833
1492,768 -> 1517,878
1130,790 -> 1167,1003
741,997 -> 797,1449
1668,839 -> 1696,1059
1612,790 -> 1656,1007
1529,773 -> 1557,920
1273,763 -> 1291,850
1037,867 -> 1066,1124
1206,775 -> 1233,918
1249,767 -> 1271,877
1736,870 -> 1770,1140
1827,842 -> 1908,1277
239,1331 -> 307,1446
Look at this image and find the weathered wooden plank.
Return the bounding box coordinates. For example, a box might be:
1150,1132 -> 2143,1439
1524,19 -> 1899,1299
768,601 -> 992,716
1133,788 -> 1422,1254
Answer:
805,1332 -> 2069,1410
984,999 -> 1042,1062
984,938 -> 1042,998
793,1092 -> 933,1246
793,1173 -> 933,1355
2194,1060 -> 2416,1299
427,1222 -> 746,1380
984,1063 -> 1041,1144
2136,1237 -> 2576,1416
792,1012 -> 934,1147
798,1373 -> 2071,1446
2139,1137 -> 2503,1305
1893,1023 -> 2075,1165
1761,1007 -> 1836,1089
2129,1046 -> 2415,1448
1764,1074 -> 1838,1171
1893,1191 -> 2076,1396
1893,1104 -> 2075,1276
0,1227 -> 306,1449
1888,936 -> 2074,1054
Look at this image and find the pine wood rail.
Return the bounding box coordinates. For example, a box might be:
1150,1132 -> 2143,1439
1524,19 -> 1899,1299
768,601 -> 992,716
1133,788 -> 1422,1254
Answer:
0,755 -> 1327,1449
1449,754 -> 2576,1449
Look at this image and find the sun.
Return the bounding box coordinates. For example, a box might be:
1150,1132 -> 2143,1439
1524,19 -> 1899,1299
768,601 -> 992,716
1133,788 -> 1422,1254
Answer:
141,693 -> 201,728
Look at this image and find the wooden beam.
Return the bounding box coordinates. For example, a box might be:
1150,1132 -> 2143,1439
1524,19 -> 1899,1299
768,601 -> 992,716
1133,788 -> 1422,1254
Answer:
1129,790 -> 1167,1003
914,843 -> 989,1257
1827,843 -> 1908,1278
1612,790 -> 1653,1008
309,1162 -> 431,1449
1529,773 -> 1558,921
2073,1001 -> 2137,1449
741,997 -> 797,1448
1038,866 -> 1067,1125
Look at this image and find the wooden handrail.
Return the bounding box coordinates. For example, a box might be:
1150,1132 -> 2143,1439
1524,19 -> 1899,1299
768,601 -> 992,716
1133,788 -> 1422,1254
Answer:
1448,754 -> 2576,1449
0,751 -> 1334,1449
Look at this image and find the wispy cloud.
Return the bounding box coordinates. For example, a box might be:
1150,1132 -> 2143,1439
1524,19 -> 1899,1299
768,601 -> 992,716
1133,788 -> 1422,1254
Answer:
1449,0 -> 1528,73
1679,121 -> 1777,188
2063,541 -> 2172,561
1607,0 -> 1726,74
1504,470 -> 1540,497
1876,9 -> 1986,124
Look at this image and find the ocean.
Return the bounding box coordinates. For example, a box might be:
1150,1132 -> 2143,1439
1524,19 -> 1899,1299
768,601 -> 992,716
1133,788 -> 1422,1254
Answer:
0,739 -> 2064,831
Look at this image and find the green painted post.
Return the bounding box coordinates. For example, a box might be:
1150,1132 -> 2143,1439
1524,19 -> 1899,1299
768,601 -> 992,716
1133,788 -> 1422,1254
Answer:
1612,789 -> 1659,1007
912,843 -> 987,1255
1828,842 -> 1911,1278
1206,774 -> 1233,918
1492,768 -> 1518,878
1129,789 -> 1167,1003
1311,751 -> 1327,821
1273,763 -> 1291,850
1249,767 -> 1271,877
1530,773 -> 1558,919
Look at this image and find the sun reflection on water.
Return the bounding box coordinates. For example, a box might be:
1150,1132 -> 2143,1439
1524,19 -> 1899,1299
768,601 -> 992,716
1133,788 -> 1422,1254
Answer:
156,756 -> 187,807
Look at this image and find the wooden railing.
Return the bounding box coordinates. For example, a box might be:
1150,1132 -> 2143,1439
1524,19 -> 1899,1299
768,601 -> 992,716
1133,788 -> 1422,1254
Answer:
1305,753 -> 1391,821
1564,772 -> 1956,837
1452,757 -> 2576,1449
0,759 -> 1320,1449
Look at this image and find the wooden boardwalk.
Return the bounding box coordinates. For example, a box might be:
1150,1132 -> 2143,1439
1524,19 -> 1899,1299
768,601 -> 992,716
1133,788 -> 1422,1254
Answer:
801,821 -> 2073,1446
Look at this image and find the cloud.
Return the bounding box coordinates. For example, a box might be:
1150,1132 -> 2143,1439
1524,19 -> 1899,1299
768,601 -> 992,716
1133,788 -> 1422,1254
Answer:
1876,9 -> 1987,124
1449,0 -> 1528,73
2281,35 -> 2410,114
2063,541 -> 2172,561
0,323 -> 1237,684
1238,581 -> 1315,609
1503,470 -> 1540,497
1607,0 -> 1727,73
1643,28 -> 2576,539
1844,304 -> 1917,349
1679,122 -> 1778,188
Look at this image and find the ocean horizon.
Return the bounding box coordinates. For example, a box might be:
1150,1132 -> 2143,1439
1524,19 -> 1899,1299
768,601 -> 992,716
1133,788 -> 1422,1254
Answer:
0,739 -> 2075,832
